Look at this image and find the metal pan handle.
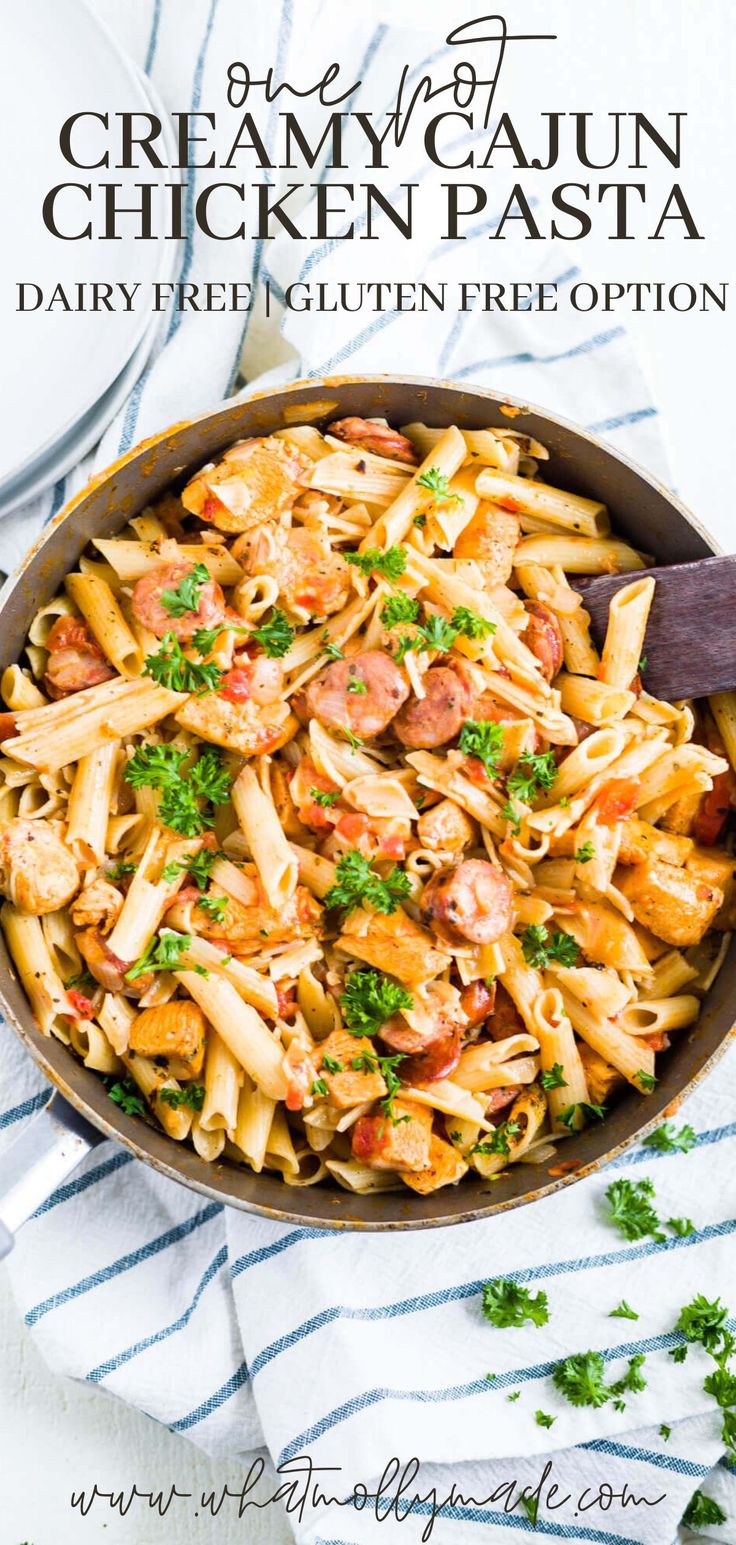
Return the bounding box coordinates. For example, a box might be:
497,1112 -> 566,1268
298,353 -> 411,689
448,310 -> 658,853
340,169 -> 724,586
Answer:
0,1093 -> 103,1259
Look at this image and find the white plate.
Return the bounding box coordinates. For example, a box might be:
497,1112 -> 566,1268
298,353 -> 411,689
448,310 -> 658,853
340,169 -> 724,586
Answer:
0,0 -> 176,486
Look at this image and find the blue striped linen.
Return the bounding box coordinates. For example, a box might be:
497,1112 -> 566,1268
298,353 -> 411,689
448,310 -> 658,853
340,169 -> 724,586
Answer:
1,3 -> 734,1540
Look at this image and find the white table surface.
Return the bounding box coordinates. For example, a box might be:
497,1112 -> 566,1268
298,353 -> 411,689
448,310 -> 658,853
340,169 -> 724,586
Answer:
3,2 -> 735,1541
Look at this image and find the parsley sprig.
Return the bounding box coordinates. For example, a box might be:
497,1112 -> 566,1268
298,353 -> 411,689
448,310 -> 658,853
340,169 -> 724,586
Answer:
681,1491 -> 727,1530
125,931 -> 192,982
252,608 -> 295,658
381,594 -> 420,629
161,848 -> 219,888
161,562 -> 211,618
471,1120 -> 521,1159
507,749 -> 557,804
520,924 -> 579,969
158,1084 -> 205,1112
144,632 -> 223,695
341,969 -> 413,1037
540,1063 -> 567,1091
345,546 -> 407,581
458,719 -> 504,779
482,1279 -> 549,1329
106,1077 -> 146,1117
416,466 -> 464,507
642,1122 -> 697,1154
125,743 -> 232,838
605,1177 -> 664,1242
324,851 -> 411,917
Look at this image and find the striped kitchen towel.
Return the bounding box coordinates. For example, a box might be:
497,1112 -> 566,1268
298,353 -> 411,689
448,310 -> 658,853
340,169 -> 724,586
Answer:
1,2 -> 734,1542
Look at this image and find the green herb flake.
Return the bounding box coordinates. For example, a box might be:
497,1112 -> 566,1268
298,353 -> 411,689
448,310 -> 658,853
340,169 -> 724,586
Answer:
540,1063 -> 567,1091
610,1300 -> 639,1322
605,1177 -> 665,1242
345,546 -> 407,581
252,608 -> 295,659
161,562 -> 211,619
324,851 -> 411,917
482,1279 -> 549,1330
458,719 -> 504,779
341,968 -> 413,1037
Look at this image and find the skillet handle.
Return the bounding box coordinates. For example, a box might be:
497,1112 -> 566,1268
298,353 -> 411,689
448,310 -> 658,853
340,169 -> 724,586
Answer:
0,1092 -> 103,1258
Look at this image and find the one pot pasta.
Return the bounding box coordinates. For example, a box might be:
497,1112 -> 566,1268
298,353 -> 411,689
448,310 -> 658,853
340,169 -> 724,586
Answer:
0,413 -> 733,1195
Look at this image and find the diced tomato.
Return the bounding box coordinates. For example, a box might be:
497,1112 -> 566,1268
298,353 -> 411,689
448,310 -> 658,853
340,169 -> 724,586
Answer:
379,828 -> 406,860
219,667 -> 252,703
463,756 -> 493,788
335,812 -> 371,845
284,1049 -> 314,1111
694,770 -> 735,846
66,989 -> 94,1019
202,496 -> 226,523
594,777 -> 640,825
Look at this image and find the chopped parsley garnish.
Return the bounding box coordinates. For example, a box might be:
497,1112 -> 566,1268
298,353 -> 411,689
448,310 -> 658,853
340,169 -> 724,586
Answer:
610,1300 -> 639,1321
681,1490 -> 727,1530
481,1279 -> 549,1329
321,631 -> 345,661
311,1077 -> 329,1098
507,749 -> 558,804
535,1410 -> 555,1429
321,1055 -> 344,1075
378,1053 -> 410,1126
345,546 -> 407,581
343,727 -> 364,752
143,632 -> 223,695
420,613 -> 459,653
638,655 -> 648,674
552,1351 -> 609,1409
520,924 -> 579,969
158,1083 -> 205,1112
347,676 -> 367,694
125,743 -> 232,838
676,1294 -> 729,1354
196,895 -> 229,924
381,594 -> 420,629
501,800 -> 521,833
65,969 -> 96,991
670,1345 -> 689,1364
324,851 -> 411,917
451,606 -> 496,642
191,623 -> 227,654
413,513 -> 426,528
125,932 -> 192,981
703,1367 -> 736,1406
518,1494 -> 538,1527
642,1122 -> 697,1154
559,1101 -> 606,1130
310,787 -> 339,809
659,1423 -> 671,1440
416,466 -> 464,506
668,1216 -> 695,1237
341,969 -> 412,1037
575,841 -> 595,864
540,1063 -> 567,1091
106,860 -> 137,881
471,1120 -> 521,1159
161,848 -> 218,888
507,1390 -> 521,1402
252,608 -> 295,658
458,719 -> 504,779
605,1177 -> 664,1242
106,1077 -> 146,1117
609,1353 -> 647,1399
636,1069 -> 657,1092
161,562 -> 211,618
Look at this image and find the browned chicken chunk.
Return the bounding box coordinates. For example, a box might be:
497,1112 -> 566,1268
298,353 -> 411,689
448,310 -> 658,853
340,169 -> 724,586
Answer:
0,819 -> 79,915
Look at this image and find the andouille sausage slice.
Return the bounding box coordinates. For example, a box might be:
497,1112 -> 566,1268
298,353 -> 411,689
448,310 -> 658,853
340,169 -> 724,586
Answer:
486,982 -> 525,1042
305,650 -> 410,738
393,665 -> 473,750
459,977 -> 496,1029
522,600 -> 564,683
485,1084 -> 522,1115
401,1029 -> 462,1085
131,561 -> 226,642
420,859 -> 514,946
327,417 -> 419,466
44,617 -> 116,698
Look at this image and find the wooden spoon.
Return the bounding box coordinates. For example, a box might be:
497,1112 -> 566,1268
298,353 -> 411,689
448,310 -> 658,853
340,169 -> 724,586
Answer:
570,555 -> 735,701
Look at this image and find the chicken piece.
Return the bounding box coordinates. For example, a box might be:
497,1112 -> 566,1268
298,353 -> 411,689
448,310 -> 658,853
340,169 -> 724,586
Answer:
327,810 -> 411,864
577,1043 -> 625,1108
351,1098 -> 432,1172
660,786 -> 705,839
338,908 -> 451,987
181,436 -> 309,534
420,860 -> 514,946
244,524 -> 352,620
563,900 -> 653,973
401,1133 -> 468,1193
77,929 -> 142,995
131,561 -> 226,643
44,617 -> 116,699
327,417 -> 419,466
618,818 -> 693,868
305,650 -> 410,739
175,692 -> 295,756
417,797 -> 477,854
129,1000 -> 206,1074
453,505 -> 519,585
316,1029 -> 387,1109
70,878 -> 123,934
270,759 -> 313,839
617,854 -> 723,947
0,819 -> 79,915
522,601 -> 564,682
173,869 -> 322,953
686,846 -> 736,931
393,666 -> 473,751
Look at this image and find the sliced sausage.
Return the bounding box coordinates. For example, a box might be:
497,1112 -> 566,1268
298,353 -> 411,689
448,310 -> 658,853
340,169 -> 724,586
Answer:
305,650 -> 410,739
44,617 -> 115,698
420,859 -> 514,946
486,982 -> 525,1042
402,1030 -> 462,1085
522,601 -> 564,682
131,561 -> 225,642
459,977 -> 496,1029
0,818 -> 79,915
327,417 -> 419,466
485,1084 -> 522,1115
393,665 -> 473,750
